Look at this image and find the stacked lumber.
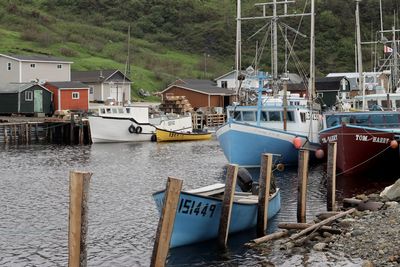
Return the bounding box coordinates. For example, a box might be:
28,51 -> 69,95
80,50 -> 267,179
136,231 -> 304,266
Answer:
158,96 -> 194,114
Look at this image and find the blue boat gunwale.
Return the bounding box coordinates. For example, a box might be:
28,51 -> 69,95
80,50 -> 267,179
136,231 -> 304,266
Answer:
152,188 -> 280,207
222,120 -> 310,139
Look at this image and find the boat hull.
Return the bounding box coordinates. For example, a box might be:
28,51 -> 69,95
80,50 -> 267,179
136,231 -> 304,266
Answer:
156,129 -> 212,142
153,188 -> 281,248
216,122 -> 308,167
88,116 -> 155,143
320,124 -> 400,175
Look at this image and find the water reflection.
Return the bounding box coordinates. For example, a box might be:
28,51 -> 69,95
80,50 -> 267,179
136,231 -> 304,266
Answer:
0,140 -> 393,266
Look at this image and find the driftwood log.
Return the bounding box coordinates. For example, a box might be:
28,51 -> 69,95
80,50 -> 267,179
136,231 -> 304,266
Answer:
278,223 -> 342,235
343,198 -> 384,211
289,208 -> 356,241
248,230 -> 289,245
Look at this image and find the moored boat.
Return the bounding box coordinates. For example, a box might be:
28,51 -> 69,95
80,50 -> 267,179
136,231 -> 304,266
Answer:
155,128 -> 212,142
152,183 -> 280,248
320,111 -> 400,175
88,105 -> 193,143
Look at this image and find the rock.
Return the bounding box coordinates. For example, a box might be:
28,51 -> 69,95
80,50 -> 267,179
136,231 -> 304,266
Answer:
385,201 -> 399,209
362,260 -> 374,267
378,249 -> 385,255
356,194 -> 369,201
313,242 -> 327,251
351,230 -> 363,237
322,232 -> 332,238
380,179 -> 400,200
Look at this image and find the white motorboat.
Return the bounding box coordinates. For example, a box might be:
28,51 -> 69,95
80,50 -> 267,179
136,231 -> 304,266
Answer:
88,105 -> 193,143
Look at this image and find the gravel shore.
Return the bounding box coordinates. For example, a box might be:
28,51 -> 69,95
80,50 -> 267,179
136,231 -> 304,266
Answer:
253,196 -> 400,266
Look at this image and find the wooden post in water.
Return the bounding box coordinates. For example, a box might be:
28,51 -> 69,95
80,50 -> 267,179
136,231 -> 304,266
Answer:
327,142 -> 337,211
70,113 -> 75,145
25,123 -> 29,144
35,123 -> 39,142
257,153 -> 273,237
217,164 -> 238,248
150,177 -> 183,267
68,171 -> 92,267
297,150 -> 309,223
4,126 -> 8,144
79,114 -> 84,145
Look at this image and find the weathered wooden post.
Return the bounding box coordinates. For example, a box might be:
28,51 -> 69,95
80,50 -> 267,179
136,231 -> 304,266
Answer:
79,114 -> 84,145
150,177 -> 183,267
25,123 -> 29,144
257,153 -> 273,237
297,149 -> 309,223
327,142 -> 337,211
13,124 -> 17,143
70,113 -> 75,145
35,123 -> 39,142
217,164 -> 239,248
68,171 -> 92,267
4,126 -> 8,144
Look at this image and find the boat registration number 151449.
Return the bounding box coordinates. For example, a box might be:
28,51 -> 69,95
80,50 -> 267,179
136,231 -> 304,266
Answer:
155,197 -> 217,218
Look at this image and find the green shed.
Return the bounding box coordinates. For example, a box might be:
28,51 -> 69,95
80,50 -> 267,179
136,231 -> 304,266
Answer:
0,83 -> 53,115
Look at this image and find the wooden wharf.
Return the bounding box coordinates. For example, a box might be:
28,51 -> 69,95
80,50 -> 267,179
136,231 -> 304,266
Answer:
0,113 -> 91,145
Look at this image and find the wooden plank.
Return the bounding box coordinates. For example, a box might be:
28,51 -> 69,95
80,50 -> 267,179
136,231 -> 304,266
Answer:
150,177 -> 183,267
68,171 -> 92,267
257,153 -> 273,237
327,142 -> 337,211
297,150 -> 309,223
217,164 -> 239,248
278,223 -> 342,234
289,208 -> 356,241
249,230 -> 288,245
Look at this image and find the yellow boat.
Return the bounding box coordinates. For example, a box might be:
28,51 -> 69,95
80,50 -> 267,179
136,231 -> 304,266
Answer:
155,128 -> 212,142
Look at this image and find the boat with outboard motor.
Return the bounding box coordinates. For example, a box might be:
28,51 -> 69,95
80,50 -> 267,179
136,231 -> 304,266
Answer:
152,170 -> 280,248
88,105 -> 193,143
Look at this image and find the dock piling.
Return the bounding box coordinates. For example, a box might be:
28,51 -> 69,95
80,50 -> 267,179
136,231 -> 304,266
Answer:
257,153 -> 273,237
297,149 -> 309,223
217,164 -> 239,248
150,177 -> 183,267
68,171 -> 92,267
327,142 -> 337,211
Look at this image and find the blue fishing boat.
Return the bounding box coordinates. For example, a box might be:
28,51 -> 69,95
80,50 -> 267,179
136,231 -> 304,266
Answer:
153,183 -> 281,248
216,0 -> 320,167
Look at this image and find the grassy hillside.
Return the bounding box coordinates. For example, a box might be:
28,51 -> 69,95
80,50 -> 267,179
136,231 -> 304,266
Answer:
0,0 -> 398,101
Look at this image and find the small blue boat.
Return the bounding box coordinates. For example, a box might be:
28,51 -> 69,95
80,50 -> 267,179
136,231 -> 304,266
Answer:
153,183 -> 281,248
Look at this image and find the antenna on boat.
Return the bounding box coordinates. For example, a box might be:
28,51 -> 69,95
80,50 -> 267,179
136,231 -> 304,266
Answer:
235,0 -> 242,102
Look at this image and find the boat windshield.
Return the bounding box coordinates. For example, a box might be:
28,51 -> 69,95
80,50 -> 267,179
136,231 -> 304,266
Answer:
326,113 -> 400,128
229,110 -> 295,122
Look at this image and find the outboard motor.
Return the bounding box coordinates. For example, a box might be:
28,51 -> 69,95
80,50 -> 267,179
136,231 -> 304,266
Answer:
237,167 -> 253,192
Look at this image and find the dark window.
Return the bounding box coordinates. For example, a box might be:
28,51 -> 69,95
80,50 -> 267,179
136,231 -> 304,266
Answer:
326,115 -> 340,127
283,111 -> 295,122
367,100 -> 378,109
221,81 -> 228,88
353,114 -> 369,125
268,111 -> 281,121
381,100 -> 389,108
300,112 -> 306,122
242,111 -> 255,121
370,114 -> 384,127
384,114 -> 400,128
25,91 -> 33,101
233,111 -> 242,121
261,111 -> 268,121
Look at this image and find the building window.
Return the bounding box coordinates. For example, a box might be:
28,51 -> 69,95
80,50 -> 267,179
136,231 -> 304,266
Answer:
7,62 -> 11,71
57,64 -> 62,69
221,81 -> 228,88
30,63 -> 36,68
89,86 -> 94,94
25,91 -> 33,101
72,92 -> 80,99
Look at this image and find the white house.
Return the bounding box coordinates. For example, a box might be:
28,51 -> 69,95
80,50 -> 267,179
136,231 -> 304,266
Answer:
0,54 -> 73,86
71,69 -> 132,104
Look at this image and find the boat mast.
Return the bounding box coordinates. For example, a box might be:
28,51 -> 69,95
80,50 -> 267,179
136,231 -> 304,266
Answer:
235,0 -> 242,101
309,0 -> 315,102
392,25 -> 399,92
355,0 -> 365,110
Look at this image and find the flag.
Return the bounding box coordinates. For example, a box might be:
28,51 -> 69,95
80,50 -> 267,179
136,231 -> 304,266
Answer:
384,45 -> 393,53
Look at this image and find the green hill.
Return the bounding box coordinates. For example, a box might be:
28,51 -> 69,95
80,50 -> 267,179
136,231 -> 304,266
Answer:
0,0 -> 398,101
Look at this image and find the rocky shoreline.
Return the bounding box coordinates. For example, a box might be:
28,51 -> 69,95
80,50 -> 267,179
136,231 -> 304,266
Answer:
252,180 -> 400,266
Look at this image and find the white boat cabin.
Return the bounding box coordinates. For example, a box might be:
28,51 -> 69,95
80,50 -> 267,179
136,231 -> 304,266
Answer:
93,105 -> 150,124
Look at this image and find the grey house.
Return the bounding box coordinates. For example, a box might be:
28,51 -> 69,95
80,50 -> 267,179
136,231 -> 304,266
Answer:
0,83 -> 53,115
0,54 -> 73,86
71,69 -> 132,104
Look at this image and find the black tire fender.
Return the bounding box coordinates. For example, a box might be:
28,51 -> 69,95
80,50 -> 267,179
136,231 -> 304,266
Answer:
128,124 -> 136,134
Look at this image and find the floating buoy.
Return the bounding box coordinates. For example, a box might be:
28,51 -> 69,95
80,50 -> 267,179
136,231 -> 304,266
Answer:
315,149 -> 324,159
276,163 -> 285,172
293,137 -> 302,149
390,140 -> 398,149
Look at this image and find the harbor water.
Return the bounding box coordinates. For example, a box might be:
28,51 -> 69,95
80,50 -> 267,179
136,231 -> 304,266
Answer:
0,138 -> 389,266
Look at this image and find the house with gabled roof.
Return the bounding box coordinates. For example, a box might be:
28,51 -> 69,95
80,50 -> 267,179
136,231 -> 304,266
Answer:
0,54 -> 73,86
0,83 -> 53,115
44,81 -> 89,112
160,79 -> 235,109
71,69 -> 132,104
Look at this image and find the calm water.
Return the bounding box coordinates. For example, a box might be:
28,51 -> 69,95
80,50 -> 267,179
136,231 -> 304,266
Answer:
0,138 -> 384,266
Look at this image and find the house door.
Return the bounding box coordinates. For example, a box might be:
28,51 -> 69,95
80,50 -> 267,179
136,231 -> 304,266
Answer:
34,90 -> 43,113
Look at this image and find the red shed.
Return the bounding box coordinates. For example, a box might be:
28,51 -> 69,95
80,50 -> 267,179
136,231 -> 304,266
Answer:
45,81 -> 89,112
